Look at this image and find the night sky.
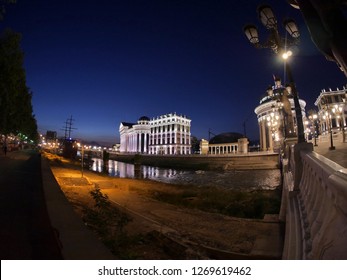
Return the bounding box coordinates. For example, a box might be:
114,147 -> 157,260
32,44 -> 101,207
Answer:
2,0 -> 346,145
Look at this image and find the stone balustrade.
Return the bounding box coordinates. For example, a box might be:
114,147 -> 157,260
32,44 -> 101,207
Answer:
281,143 -> 347,259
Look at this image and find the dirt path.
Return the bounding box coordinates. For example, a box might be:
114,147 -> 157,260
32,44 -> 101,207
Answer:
50,164 -> 284,259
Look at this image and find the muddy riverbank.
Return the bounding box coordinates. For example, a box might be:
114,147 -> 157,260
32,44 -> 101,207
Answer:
46,153 -> 284,259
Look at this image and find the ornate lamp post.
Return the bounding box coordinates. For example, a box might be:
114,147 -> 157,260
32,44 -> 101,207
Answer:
332,104 -> 345,143
308,110 -> 318,146
244,4 -> 305,144
321,97 -> 335,150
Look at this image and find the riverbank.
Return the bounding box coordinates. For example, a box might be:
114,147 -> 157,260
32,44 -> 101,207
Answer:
45,152 -> 284,259
109,152 -> 280,170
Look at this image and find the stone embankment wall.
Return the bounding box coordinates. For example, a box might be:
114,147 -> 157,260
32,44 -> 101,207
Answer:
281,142 -> 347,259
109,153 -> 279,170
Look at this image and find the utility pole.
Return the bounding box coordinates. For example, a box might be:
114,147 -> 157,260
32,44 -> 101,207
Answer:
62,115 -> 77,139
208,129 -> 216,141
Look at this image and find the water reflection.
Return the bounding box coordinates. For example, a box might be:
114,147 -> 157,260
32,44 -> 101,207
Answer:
91,158 -> 281,191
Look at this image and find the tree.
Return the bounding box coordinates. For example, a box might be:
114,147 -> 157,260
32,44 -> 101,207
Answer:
190,136 -> 200,154
0,29 -> 38,142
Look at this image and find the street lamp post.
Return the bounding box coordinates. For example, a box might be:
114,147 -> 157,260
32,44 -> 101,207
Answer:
328,110 -> 336,150
322,98 -> 335,150
313,114 -> 318,146
244,4 -> 306,144
308,110 -> 318,146
331,104 -> 346,146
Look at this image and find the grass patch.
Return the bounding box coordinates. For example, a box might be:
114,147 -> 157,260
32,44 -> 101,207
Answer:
147,186 -> 281,219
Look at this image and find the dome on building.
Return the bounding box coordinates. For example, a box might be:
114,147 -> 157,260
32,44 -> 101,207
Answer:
138,116 -> 150,121
209,132 -> 244,144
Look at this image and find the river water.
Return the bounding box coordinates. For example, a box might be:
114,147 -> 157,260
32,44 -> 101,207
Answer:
91,158 -> 281,191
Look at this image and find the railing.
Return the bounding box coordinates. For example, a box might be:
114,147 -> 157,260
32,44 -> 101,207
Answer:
281,143 -> 347,259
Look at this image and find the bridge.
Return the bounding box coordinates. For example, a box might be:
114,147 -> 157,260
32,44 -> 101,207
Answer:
279,134 -> 347,259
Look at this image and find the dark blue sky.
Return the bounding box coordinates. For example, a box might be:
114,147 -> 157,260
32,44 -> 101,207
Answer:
3,0 -> 346,145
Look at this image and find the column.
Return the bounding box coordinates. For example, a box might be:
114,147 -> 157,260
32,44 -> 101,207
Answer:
261,120 -> 267,151
258,120 -> 263,151
131,134 -> 133,152
145,133 -> 148,153
268,125 -> 273,151
129,134 -> 131,152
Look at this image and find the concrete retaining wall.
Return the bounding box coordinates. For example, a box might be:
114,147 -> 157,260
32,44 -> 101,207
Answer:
109,152 -> 280,170
281,143 -> 347,259
41,157 -> 115,260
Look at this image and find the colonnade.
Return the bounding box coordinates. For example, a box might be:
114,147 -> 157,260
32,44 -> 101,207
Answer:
258,119 -> 273,151
125,132 -> 150,153
149,145 -> 190,155
208,144 -> 238,155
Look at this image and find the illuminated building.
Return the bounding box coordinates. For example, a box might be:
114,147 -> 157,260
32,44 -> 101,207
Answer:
199,133 -> 249,155
119,116 -> 151,154
254,77 -> 307,152
314,87 -> 347,145
119,113 -> 191,155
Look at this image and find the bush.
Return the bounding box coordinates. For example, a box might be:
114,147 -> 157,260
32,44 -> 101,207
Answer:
83,185 -> 131,257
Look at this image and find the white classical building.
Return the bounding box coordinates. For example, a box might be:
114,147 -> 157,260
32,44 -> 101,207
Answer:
254,77 -> 307,152
314,87 -> 347,142
119,116 -> 151,153
119,113 -> 191,155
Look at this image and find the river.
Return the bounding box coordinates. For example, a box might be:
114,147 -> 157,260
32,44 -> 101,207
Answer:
91,158 -> 281,191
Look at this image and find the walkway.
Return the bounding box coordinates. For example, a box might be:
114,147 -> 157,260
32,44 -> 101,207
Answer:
311,140 -> 347,168
0,150 -> 62,259
0,149 -> 114,260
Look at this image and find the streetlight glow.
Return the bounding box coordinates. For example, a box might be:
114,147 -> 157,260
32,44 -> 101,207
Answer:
282,50 -> 293,60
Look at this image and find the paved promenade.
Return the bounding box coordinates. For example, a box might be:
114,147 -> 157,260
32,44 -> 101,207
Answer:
0,149 -> 113,260
0,150 -> 62,259
311,140 -> 347,168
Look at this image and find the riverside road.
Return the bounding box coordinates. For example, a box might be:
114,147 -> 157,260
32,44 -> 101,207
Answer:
0,150 -> 62,259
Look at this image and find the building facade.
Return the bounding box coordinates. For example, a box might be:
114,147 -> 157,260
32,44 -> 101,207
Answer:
119,113 -> 191,155
314,87 -> 347,142
119,116 -> 151,153
199,132 -> 249,155
254,77 -> 307,152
